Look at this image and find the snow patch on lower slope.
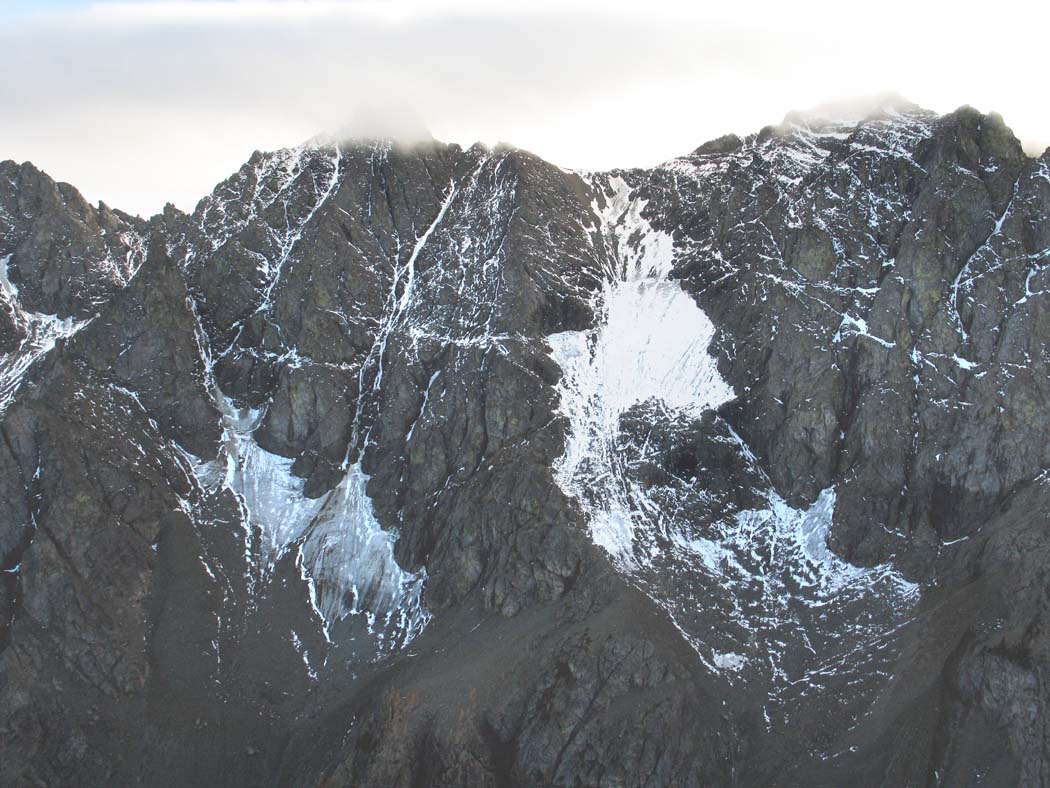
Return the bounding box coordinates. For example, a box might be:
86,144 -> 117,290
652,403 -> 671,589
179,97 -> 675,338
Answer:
669,483 -> 918,681
548,178 -> 918,688
194,394 -> 429,654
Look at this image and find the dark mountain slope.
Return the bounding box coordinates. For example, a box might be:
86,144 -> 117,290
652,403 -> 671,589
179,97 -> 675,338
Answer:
1,103 -> 1048,787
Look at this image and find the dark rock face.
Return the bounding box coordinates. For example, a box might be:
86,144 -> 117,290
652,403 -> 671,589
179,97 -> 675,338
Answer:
0,160 -> 146,320
1,105 -> 1049,787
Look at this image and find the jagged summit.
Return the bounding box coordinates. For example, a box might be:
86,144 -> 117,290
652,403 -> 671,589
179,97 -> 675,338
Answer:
1,102 -> 1048,787
784,91 -> 924,126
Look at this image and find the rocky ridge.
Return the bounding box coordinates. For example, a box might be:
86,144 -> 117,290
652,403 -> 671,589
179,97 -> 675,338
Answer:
1,101 -> 1048,786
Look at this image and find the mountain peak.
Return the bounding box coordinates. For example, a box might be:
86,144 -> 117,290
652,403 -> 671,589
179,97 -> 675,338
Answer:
782,92 -> 924,129
3,98 -> 1050,788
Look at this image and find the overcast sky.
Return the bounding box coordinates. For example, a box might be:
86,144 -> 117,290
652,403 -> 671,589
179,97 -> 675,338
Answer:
3,0 -> 1048,217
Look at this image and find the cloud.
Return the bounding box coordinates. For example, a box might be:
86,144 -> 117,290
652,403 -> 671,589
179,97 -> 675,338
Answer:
1,0 -> 1047,216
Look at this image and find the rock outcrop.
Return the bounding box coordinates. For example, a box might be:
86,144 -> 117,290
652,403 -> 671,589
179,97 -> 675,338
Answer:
1,103 -> 1048,787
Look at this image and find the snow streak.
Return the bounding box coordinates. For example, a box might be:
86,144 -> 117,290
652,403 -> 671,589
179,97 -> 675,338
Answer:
180,141 -> 435,657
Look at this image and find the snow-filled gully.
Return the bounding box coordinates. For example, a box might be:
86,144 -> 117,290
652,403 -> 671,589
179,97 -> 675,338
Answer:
211,396 -> 429,653
185,150 -> 506,668
184,144 -> 435,660
0,255 -> 90,416
548,177 -> 734,560
547,177 -> 918,704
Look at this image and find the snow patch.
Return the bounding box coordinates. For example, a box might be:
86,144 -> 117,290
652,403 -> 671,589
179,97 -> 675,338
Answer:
833,313 -> 895,348
548,179 -> 917,690
713,651 -> 748,672
549,176 -> 733,564
215,395 -> 429,651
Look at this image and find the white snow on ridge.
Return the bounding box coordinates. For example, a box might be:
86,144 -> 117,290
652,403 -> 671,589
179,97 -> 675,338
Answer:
197,141 -> 341,257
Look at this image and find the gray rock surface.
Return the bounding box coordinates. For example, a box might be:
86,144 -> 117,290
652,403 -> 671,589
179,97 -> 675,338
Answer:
1,104 -> 1049,786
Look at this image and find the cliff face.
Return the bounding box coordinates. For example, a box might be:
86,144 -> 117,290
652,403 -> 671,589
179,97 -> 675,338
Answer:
1,103 -> 1048,787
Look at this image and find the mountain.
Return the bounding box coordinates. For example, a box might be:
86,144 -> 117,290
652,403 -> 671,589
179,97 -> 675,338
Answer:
1,103 -> 1049,787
